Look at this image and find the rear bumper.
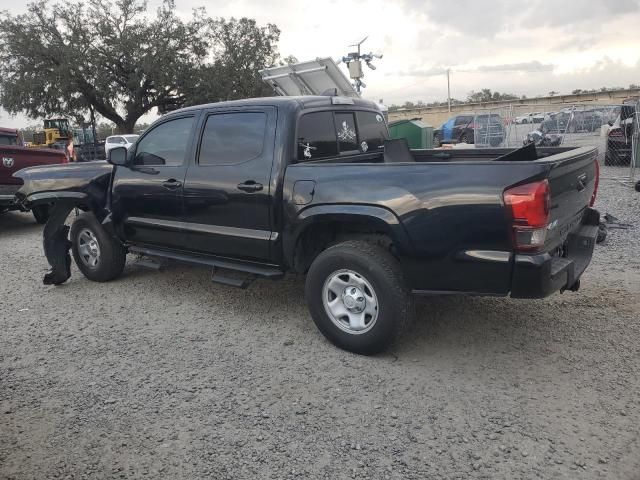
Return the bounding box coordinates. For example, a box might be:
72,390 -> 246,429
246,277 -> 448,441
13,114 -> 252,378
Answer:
510,209 -> 599,298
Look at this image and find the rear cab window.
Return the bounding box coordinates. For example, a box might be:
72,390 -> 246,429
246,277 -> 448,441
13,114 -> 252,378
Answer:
296,110 -> 389,162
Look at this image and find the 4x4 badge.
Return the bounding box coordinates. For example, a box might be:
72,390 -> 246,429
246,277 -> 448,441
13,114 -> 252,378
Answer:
2,157 -> 14,168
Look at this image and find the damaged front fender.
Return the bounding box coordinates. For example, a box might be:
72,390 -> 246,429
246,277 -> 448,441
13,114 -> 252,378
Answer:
13,161 -> 113,217
13,161 -> 115,285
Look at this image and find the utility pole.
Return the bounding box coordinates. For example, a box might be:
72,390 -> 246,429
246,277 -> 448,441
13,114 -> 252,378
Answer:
447,69 -> 451,112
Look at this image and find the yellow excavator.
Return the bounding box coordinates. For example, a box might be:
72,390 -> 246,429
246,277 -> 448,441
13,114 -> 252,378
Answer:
30,118 -> 72,149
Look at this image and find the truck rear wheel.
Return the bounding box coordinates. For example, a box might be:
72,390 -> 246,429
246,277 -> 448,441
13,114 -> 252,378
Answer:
70,212 -> 126,282
305,240 -> 414,355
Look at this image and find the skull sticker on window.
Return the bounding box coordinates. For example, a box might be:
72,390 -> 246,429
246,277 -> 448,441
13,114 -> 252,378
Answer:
337,121 -> 356,142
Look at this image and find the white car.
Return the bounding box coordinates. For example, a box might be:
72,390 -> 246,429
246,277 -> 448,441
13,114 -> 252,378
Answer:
104,134 -> 139,156
514,113 -> 533,124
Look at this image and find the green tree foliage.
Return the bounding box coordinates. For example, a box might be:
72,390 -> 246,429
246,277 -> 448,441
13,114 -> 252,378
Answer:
467,89 -> 518,103
0,0 -> 281,132
185,18 -> 281,105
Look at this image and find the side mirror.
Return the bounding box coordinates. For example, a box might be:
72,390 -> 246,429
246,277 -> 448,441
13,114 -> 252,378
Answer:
108,146 -> 128,166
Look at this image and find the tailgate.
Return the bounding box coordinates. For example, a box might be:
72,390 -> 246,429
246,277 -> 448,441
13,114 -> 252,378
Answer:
544,147 -> 597,250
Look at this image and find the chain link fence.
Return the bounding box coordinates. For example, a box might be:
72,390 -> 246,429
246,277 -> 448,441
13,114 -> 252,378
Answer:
441,102 -> 639,178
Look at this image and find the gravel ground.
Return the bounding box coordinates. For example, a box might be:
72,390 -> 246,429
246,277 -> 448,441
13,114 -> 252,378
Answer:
1,170 -> 639,480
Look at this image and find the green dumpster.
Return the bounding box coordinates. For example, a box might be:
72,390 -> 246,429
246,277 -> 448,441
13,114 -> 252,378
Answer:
388,118 -> 433,149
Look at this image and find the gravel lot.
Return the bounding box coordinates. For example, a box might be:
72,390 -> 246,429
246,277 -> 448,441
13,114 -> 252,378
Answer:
1,168 -> 639,480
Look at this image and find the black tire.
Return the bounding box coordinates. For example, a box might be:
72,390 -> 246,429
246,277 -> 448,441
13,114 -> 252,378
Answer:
70,212 -> 126,282
32,204 -> 50,224
489,137 -> 502,147
459,133 -> 471,144
305,240 -> 414,355
433,133 -> 441,147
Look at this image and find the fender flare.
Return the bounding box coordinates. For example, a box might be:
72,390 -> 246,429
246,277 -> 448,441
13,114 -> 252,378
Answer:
283,204 -> 414,269
22,191 -> 89,206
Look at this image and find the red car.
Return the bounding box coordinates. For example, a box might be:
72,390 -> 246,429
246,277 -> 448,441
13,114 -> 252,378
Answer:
0,127 -> 68,223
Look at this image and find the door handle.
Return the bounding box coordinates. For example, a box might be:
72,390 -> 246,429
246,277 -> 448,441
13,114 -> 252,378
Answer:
162,179 -> 182,190
237,181 -> 263,193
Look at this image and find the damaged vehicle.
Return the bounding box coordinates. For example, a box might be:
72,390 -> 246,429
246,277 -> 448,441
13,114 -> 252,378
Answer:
523,129 -> 563,148
14,95 -> 601,355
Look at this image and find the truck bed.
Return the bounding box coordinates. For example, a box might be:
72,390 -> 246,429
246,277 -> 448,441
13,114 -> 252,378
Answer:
283,145 -> 598,295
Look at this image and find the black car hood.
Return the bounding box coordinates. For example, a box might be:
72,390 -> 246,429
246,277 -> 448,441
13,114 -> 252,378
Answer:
14,161 -> 113,207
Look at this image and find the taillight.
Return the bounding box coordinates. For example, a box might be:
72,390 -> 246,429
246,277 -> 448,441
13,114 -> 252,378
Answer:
468,123 -> 479,129
590,160 -> 599,207
503,180 -> 550,252
608,128 -> 623,138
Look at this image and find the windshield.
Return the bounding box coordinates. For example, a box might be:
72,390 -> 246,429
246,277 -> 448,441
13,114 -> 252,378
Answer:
0,134 -> 18,145
44,119 -> 70,132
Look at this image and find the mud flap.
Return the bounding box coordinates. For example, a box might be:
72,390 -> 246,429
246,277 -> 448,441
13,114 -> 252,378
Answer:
42,202 -> 75,285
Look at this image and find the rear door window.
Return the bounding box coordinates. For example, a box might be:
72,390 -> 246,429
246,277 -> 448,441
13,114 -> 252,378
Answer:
199,112 -> 267,165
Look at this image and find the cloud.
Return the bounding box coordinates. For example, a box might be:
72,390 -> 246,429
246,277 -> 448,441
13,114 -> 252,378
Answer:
474,61 -> 554,73
397,66 -> 449,77
403,0 -> 640,38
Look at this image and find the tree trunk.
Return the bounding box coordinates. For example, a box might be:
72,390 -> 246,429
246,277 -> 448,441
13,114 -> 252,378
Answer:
117,117 -> 138,134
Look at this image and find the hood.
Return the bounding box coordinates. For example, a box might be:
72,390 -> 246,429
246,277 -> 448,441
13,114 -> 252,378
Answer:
14,161 -> 113,207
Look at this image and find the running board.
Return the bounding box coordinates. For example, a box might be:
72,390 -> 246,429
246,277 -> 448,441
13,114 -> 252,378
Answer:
211,267 -> 256,289
128,245 -> 284,279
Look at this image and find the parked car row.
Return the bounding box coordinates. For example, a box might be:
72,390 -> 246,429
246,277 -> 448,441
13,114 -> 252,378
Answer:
433,114 -> 505,147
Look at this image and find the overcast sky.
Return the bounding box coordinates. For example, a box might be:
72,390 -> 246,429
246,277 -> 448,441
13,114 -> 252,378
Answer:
1,0 -> 639,127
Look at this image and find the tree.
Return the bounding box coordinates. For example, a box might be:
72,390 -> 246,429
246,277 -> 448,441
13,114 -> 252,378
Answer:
467,89 -> 518,103
185,18 -> 281,105
0,1 -> 281,132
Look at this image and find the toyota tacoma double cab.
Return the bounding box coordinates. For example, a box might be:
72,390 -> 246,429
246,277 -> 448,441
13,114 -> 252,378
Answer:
13,95 -> 600,354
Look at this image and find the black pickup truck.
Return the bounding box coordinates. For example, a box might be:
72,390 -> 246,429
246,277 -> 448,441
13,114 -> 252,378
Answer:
14,95 -> 600,354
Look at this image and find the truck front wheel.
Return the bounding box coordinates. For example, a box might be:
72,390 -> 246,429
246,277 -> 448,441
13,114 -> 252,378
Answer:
70,212 -> 126,282
305,240 -> 414,355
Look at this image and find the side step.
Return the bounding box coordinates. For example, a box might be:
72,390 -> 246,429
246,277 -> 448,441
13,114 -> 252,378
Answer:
134,255 -> 169,270
211,267 -> 256,289
128,245 -> 284,279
